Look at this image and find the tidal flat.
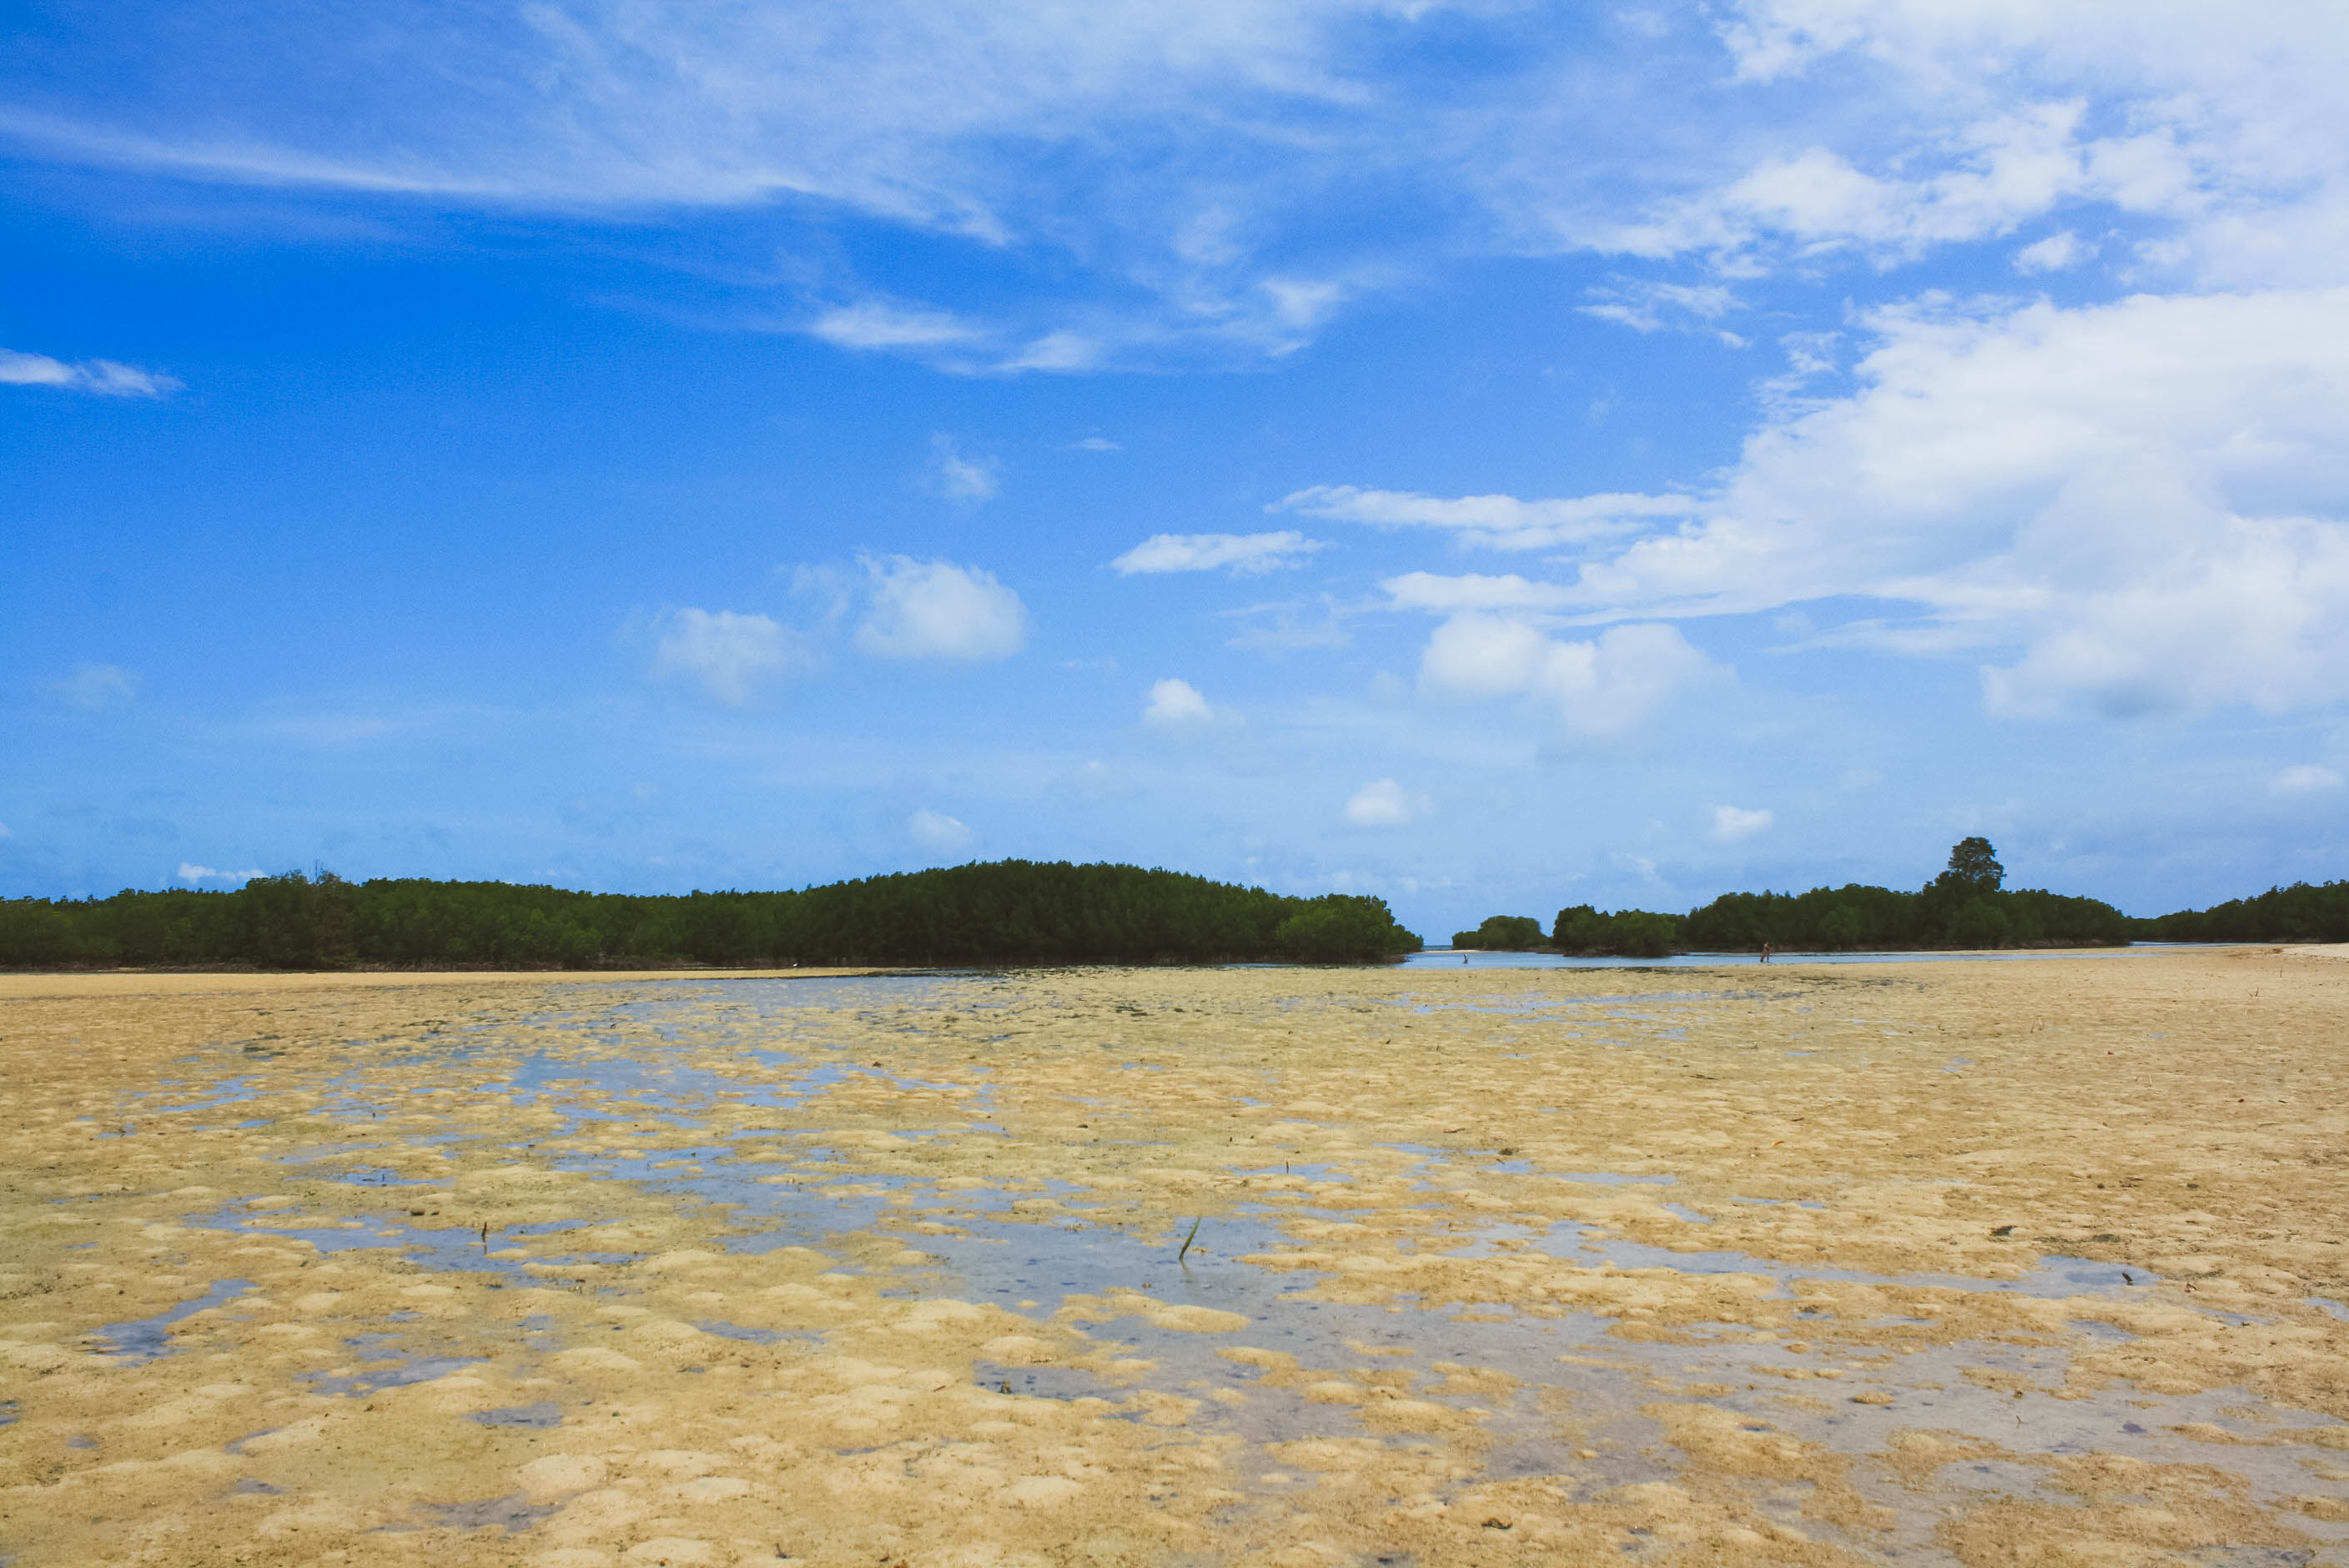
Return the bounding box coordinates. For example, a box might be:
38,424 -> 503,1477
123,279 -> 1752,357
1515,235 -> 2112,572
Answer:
3,952 -> 2346,1567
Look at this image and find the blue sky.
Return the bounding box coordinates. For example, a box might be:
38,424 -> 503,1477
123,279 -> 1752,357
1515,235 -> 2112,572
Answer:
6,0 -> 2347,933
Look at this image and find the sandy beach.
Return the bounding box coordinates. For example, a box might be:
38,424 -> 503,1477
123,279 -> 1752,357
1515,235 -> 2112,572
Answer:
3,948 -> 2344,1566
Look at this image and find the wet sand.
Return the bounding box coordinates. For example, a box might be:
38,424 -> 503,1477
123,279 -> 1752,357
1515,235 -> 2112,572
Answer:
2,949 -> 2345,1565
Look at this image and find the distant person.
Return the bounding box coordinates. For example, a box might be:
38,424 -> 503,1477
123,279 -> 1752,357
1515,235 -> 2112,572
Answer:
1462,953 -> 1469,965
1761,942 -> 1773,965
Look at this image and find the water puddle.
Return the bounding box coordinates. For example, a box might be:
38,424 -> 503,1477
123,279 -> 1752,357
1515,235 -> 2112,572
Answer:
188,1201 -> 642,1286
385,1495 -> 557,1535
465,1401 -> 565,1427
96,1279 -> 258,1363
301,1333 -> 486,1397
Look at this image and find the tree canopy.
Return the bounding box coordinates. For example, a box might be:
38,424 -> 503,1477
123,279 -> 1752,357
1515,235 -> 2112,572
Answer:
0,862 -> 1423,970
1451,914 -> 1547,950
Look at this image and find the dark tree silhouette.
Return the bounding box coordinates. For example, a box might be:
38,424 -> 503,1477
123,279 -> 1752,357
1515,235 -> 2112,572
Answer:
0,862 -> 1424,970
1937,837 -> 2005,896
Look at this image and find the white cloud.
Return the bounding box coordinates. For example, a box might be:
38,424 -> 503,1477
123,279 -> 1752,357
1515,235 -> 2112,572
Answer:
652,608 -> 798,706
1057,758 -> 1137,803
855,555 -> 1028,661
1281,485 -> 1693,550
1221,596 -> 1355,653
908,808 -> 973,850
1142,677 -> 1215,726
1577,279 -> 1740,334
1111,531 -> 1324,575
1070,435 -> 1121,451
1396,289 -> 2349,721
1708,804 -> 1773,843
1,347 -> 179,397
54,663 -> 139,710
1651,1 -> 2349,289
1417,614 -> 1719,738
809,301 -> 984,350
2015,230 -> 2092,274
927,435 -> 1000,503
1342,778 -> 1431,828
1382,573 -> 1573,614
1596,109 -> 2096,266
178,863 -> 265,883
0,3 -> 1457,369
10,0 -> 2348,370
2274,765 -> 2344,795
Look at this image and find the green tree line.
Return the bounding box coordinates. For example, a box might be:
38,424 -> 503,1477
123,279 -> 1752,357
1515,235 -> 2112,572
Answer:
2131,881 -> 2349,944
1452,839 -> 2140,956
0,861 -> 1423,970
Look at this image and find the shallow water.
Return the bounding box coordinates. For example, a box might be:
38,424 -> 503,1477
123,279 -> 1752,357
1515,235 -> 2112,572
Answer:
1400,947 -> 2161,969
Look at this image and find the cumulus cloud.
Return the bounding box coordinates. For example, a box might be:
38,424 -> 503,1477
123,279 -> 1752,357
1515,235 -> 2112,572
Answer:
1280,486 -> 1693,550
178,863 -> 264,883
2273,765 -> 2344,795
855,555 -> 1028,661
927,435 -> 1000,503
1418,615 -> 1719,738
2015,230 -> 2093,274
1110,531 -> 1323,575
652,608 -> 799,706
1342,778 -> 1431,828
1379,289 -> 2349,721
1141,677 -> 1215,726
1,347 -> 178,397
54,663 -> 138,710
908,808 -> 973,849
1708,804 -> 1773,842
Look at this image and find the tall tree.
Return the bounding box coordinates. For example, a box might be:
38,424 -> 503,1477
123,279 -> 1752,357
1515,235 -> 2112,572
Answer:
1935,837 -> 2004,896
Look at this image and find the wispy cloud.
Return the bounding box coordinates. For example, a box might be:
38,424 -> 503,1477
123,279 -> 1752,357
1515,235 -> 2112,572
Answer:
1381,573 -> 1572,614
6,0 -> 2343,366
2274,765 -> 2344,795
1110,530 -> 1324,576
53,663 -> 139,710
1280,486 -> 1693,550
809,301 -> 986,351
908,808 -> 973,850
926,435 -> 1001,504
178,862 -> 265,884
2,348 -> 178,398
1577,279 -> 1742,337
